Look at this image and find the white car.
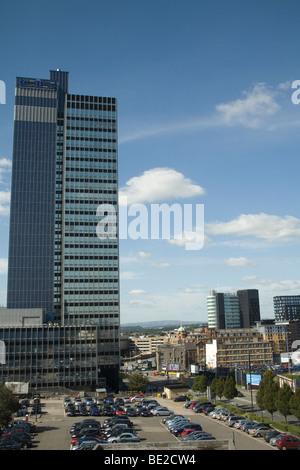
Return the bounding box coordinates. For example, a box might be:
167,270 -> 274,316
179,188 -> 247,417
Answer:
107,432 -> 140,443
151,407 -> 175,416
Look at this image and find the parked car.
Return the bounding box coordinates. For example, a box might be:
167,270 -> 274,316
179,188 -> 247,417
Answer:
173,395 -> 189,402
151,407 -> 174,416
0,437 -> 23,450
202,406 -> 215,415
276,434 -> 300,450
246,423 -> 272,435
180,424 -> 203,437
107,432 -> 140,443
249,426 -> 274,438
90,406 -> 101,416
264,430 -> 282,443
167,418 -> 190,429
226,416 -> 244,427
130,394 -> 144,402
172,423 -> 202,436
182,432 -> 213,441
270,433 -> 288,446
72,437 -> 104,450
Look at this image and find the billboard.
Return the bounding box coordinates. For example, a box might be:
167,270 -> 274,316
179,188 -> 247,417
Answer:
246,374 -> 261,386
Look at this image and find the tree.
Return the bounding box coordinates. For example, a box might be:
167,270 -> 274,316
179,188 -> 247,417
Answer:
0,385 -> 20,429
259,370 -> 279,421
223,375 -> 238,401
127,372 -> 149,393
276,383 -> 293,423
290,388 -> 300,421
192,375 -> 208,394
211,377 -> 225,400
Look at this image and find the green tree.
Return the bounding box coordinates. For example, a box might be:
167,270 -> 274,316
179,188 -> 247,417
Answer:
192,375 -> 208,394
255,377 -> 265,411
260,370 -> 279,421
290,388 -> 300,421
223,375 -> 238,401
127,372 -> 149,393
211,377 -> 225,400
276,383 -> 293,423
0,385 -> 20,429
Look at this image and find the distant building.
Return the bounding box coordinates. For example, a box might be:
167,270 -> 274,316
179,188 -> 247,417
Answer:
207,289 -> 261,329
237,289 -> 260,328
274,296 -> 300,338
196,328 -> 273,369
156,343 -> 197,373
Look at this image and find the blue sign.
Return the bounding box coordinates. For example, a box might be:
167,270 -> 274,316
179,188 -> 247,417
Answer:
246,374 -> 261,386
18,78 -> 56,89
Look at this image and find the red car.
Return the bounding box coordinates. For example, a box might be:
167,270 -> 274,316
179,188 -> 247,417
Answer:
276,435 -> 300,450
189,401 -> 200,409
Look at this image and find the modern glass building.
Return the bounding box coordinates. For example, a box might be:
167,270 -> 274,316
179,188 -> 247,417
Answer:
2,70 -> 120,391
207,289 -> 260,330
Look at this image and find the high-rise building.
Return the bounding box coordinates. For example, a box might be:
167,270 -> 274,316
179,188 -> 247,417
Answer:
237,289 -> 260,328
1,70 -> 120,391
274,296 -> 300,338
207,289 -> 260,330
207,290 -> 240,329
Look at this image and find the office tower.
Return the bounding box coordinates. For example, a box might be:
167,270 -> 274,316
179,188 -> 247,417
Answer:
3,70 -> 119,390
237,289 -> 260,328
274,296 -> 300,338
207,290 -> 257,329
207,290 -> 240,329
207,290 -> 225,329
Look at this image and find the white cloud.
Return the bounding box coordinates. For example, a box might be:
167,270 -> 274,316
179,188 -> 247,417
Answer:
120,271 -> 141,280
128,289 -> 148,295
119,167 -> 205,205
216,83 -> 280,128
206,213 -> 300,243
225,257 -> 256,267
149,262 -> 171,268
0,259 -> 8,274
241,275 -> 300,293
0,191 -> 10,216
138,251 -> 152,259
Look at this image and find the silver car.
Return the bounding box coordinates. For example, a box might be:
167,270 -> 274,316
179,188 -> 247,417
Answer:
107,433 -> 140,443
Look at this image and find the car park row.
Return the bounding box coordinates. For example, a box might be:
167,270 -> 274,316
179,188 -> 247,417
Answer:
180,399 -> 300,450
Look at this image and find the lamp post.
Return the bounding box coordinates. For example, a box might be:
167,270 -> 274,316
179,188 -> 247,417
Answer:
248,352 -> 253,411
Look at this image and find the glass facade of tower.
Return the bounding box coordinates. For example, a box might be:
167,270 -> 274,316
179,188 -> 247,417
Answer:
7,77 -> 58,312
3,70 -> 120,391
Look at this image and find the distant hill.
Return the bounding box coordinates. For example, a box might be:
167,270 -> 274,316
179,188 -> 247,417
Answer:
121,320 -> 206,329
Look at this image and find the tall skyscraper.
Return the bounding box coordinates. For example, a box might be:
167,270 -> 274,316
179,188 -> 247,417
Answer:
3,70 -> 120,390
207,290 -> 240,329
237,289 -> 260,328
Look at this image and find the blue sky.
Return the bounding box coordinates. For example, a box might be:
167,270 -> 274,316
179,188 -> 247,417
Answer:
0,0 -> 300,324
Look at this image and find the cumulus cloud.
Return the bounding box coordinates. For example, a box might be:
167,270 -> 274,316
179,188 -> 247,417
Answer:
241,275 -> 300,293
0,191 -> 10,216
119,167 -> 205,205
128,289 -> 148,295
0,259 -> 8,274
138,251 -> 152,259
206,213 -> 300,243
225,257 -> 256,267
216,83 -> 280,128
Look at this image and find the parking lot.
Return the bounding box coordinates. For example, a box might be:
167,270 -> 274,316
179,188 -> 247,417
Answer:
24,395 -> 274,451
